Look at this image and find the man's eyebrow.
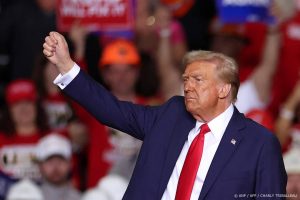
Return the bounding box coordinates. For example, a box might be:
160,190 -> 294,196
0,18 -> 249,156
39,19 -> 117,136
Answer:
191,73 -> 203,77
184,73 -> 203,77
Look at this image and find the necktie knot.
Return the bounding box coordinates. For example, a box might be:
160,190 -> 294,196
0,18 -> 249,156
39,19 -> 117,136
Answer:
200,123 -> 210,135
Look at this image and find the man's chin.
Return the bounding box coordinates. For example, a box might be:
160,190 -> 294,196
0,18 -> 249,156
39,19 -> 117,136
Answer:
184,102 -> 194,112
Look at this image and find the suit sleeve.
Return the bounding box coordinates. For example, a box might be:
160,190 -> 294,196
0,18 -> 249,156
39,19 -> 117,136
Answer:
255,133 -> 287,199
62,70 -> 163,140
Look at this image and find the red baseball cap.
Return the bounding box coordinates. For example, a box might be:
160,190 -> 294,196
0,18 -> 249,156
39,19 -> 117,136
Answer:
5,79 -> 37,105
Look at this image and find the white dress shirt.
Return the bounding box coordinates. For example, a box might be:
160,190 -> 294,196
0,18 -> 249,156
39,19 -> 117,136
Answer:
161,104 -> 234,200
54,63 -> 234,200
53,63 -> 80,89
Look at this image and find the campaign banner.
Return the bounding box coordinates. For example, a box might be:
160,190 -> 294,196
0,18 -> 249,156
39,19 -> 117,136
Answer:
56,0 -> 135,33
216,0 -> 274,24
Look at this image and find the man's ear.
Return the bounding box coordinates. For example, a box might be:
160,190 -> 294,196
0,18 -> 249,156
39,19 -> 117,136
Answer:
218,83 -> 231,99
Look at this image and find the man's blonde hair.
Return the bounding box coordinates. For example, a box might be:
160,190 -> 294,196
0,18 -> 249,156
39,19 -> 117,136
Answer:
182,50 -> 240,102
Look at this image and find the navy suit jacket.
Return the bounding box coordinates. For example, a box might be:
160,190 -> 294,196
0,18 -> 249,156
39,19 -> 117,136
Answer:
64,70 -> 287,200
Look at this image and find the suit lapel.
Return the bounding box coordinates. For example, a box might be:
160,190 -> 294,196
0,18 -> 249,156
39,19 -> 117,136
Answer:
158,110 -> 195,198
198,108 -> 246,200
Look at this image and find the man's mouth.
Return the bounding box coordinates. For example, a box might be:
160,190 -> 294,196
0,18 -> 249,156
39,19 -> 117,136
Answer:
185,96 -> 196,101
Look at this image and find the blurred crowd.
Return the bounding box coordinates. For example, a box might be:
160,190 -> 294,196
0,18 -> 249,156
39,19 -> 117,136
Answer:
0,0 -> 300,199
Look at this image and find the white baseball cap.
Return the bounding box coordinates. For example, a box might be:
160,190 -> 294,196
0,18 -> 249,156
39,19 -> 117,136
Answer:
36,133 -> 71,161
283,148 -> 300,174
81,174 -> 128,200
97,174 -> 128,200
6,179 -> 44,200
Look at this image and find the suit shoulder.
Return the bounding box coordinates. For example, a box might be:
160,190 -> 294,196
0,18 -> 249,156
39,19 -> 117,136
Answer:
167,95 -> 185,102
243,117 -> 278,142
151,96 -> 188,117
163,96 -> 185,109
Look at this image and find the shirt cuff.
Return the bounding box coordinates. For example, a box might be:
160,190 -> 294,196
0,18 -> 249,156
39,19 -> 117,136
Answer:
53,63 -> 80,89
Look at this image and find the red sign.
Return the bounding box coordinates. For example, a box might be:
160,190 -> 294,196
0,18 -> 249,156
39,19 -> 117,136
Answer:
56,0 -> 135,32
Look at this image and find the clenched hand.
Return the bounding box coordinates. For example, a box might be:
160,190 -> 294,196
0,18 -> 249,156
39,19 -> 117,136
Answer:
43,31 -> 74,74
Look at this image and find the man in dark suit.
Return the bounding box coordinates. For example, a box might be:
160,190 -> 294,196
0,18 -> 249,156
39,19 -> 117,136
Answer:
43,32 -> 287,200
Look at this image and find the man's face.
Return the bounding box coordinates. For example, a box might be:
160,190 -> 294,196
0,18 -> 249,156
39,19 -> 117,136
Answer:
10,101 -> 37,127
40,156 -> 70,185
103,64 -> 138,95
183,61 -> 222,119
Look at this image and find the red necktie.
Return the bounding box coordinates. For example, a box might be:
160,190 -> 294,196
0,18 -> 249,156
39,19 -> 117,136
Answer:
175,123 -> 210,200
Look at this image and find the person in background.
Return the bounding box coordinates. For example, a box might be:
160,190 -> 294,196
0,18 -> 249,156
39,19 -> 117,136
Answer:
62,24 -> 110,188
32,55 -> 89,190
211,22 -> 280,114
0,79 -> 48,200
135,0 -> 187,99
160,0 -> 216,51
99,39 -> 161,181
99,39 -> 157,104
53,22 -> 111,189
275,80 -> 300,197
275,81 -> 300,150
269,0 -> 300,117
154,3 -> 187,99
33,55 -> 74,131
208,0 -> 294,130
36,133 -> 81,200
6,179 -> 44,200
134,1 -> 186,99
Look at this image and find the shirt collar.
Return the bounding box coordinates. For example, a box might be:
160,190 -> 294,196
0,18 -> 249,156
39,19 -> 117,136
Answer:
195,104 -> 234,141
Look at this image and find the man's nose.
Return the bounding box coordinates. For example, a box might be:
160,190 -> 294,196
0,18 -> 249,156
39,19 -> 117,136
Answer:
184,80 -> 193,92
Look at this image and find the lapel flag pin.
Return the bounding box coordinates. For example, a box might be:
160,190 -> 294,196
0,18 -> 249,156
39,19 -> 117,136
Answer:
231,139 -> 236,145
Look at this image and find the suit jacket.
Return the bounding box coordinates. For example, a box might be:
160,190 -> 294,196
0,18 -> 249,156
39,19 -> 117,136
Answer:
64,71 -> 287,200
